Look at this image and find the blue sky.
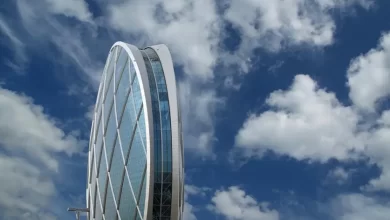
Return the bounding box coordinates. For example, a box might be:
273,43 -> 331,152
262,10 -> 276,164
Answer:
1,0 -> 390,219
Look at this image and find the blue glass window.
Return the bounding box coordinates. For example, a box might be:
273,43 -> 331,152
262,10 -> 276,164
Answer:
95,113 -> 103,165
96,73 -> 104,118
126,126 -> 146,200
104,48 -> 116,94
115,48 -> 128,88
89,150 -> 94,183
104,179 -> 117,220
89,121 -> 95,151
105,108 -> 117,160
110,138 -> 124,203
119,93 -> 137,159
91,178 -> 97,218
98,146 -> 107,206
132,76 -> 143,114
129,60 -> 136,84
95,189 -> 103,220
119,174 -> 137,220
115,62 -> 130,120
138,110 -> 147,152
137,169 -> 147,217
104,87 -> 114,127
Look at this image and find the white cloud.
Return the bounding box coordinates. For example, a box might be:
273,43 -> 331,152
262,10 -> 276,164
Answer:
234,72 -> 390,191
0,16 -> 28,73
223,0 -> 373,72
107,0 -> 226,157
0,17 -> 23,46
183,184 -> 211,220
0,88 -> 85,171
185,185 -> 211,199
331,194 -> 390,220
183,201 -> 197,220
363,110 -> 390,191
0,87 -> 85,219
347,32 -> 390,112
13,0 -> 103,86
108,0 -> 221,81
179,80 -> 223,157
235,74 -> 363,162
44,0 -> 93,23
326,167 -> 352,185
0,156 -> 55,216
209,186 -> 279,220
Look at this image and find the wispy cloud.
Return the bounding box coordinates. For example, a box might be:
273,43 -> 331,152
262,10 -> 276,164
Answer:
0,15 -> 27,73
0,87 -> 86,219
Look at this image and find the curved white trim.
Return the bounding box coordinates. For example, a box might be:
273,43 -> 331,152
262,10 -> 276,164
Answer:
149,44 -> 183,220
110,42 -> 154,220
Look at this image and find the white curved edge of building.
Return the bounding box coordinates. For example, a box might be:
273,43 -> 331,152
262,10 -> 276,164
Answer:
86,41 -> 184,220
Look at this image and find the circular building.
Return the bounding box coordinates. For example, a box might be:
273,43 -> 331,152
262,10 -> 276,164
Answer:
86,42 -> 184,220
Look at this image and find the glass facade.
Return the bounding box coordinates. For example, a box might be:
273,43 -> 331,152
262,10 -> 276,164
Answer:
141,48 -> 172,220
87,42 -> 183,220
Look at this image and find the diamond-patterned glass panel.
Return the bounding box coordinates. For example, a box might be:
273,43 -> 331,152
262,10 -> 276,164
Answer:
116,48 -> 128,87
105,107 -> 117,160
104,47 -> 116,95
132,76 -> 142,114
96,75 -> 104,118
116,62 -> 130,120
104,179 -> 117,220
110,138 -> 124,203
126,126 -> 146,201
138,110 -> 147,152
95,114 -> 103,166
138,167 -> 147,217
119,174 -> 137,220
95,188 -> 103,220
98,145 -> 108,204
119,94 -> 137,158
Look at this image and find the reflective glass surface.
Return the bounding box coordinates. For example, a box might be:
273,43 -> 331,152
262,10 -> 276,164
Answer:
87,44 -> 182,220
141,48 -> 172,220
104,179 -> 117,220
88,45 -> 148,220
110,138 -> 124,202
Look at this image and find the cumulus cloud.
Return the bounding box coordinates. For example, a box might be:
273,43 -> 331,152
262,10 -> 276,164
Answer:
7,0 -> 372,159
183,185 -> 211,220
185,185 -> 211,199
347,32 -> 390,112
234,72 -> 390,191
183,202 -> 197,220
0,156 -> 55,217
106,0 -> 225,157
223,0 -> 373,72
209,186 -> 279,220
108,0 -> 221,81
44,0 -> 93,23
331,193 -> 390,220
363,110 -> 390,191
0,87 -> 85,171
235,74 -> 363,162
179,80 -> 224,157
326,167 -> 353,185
0,87 -> 85,219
